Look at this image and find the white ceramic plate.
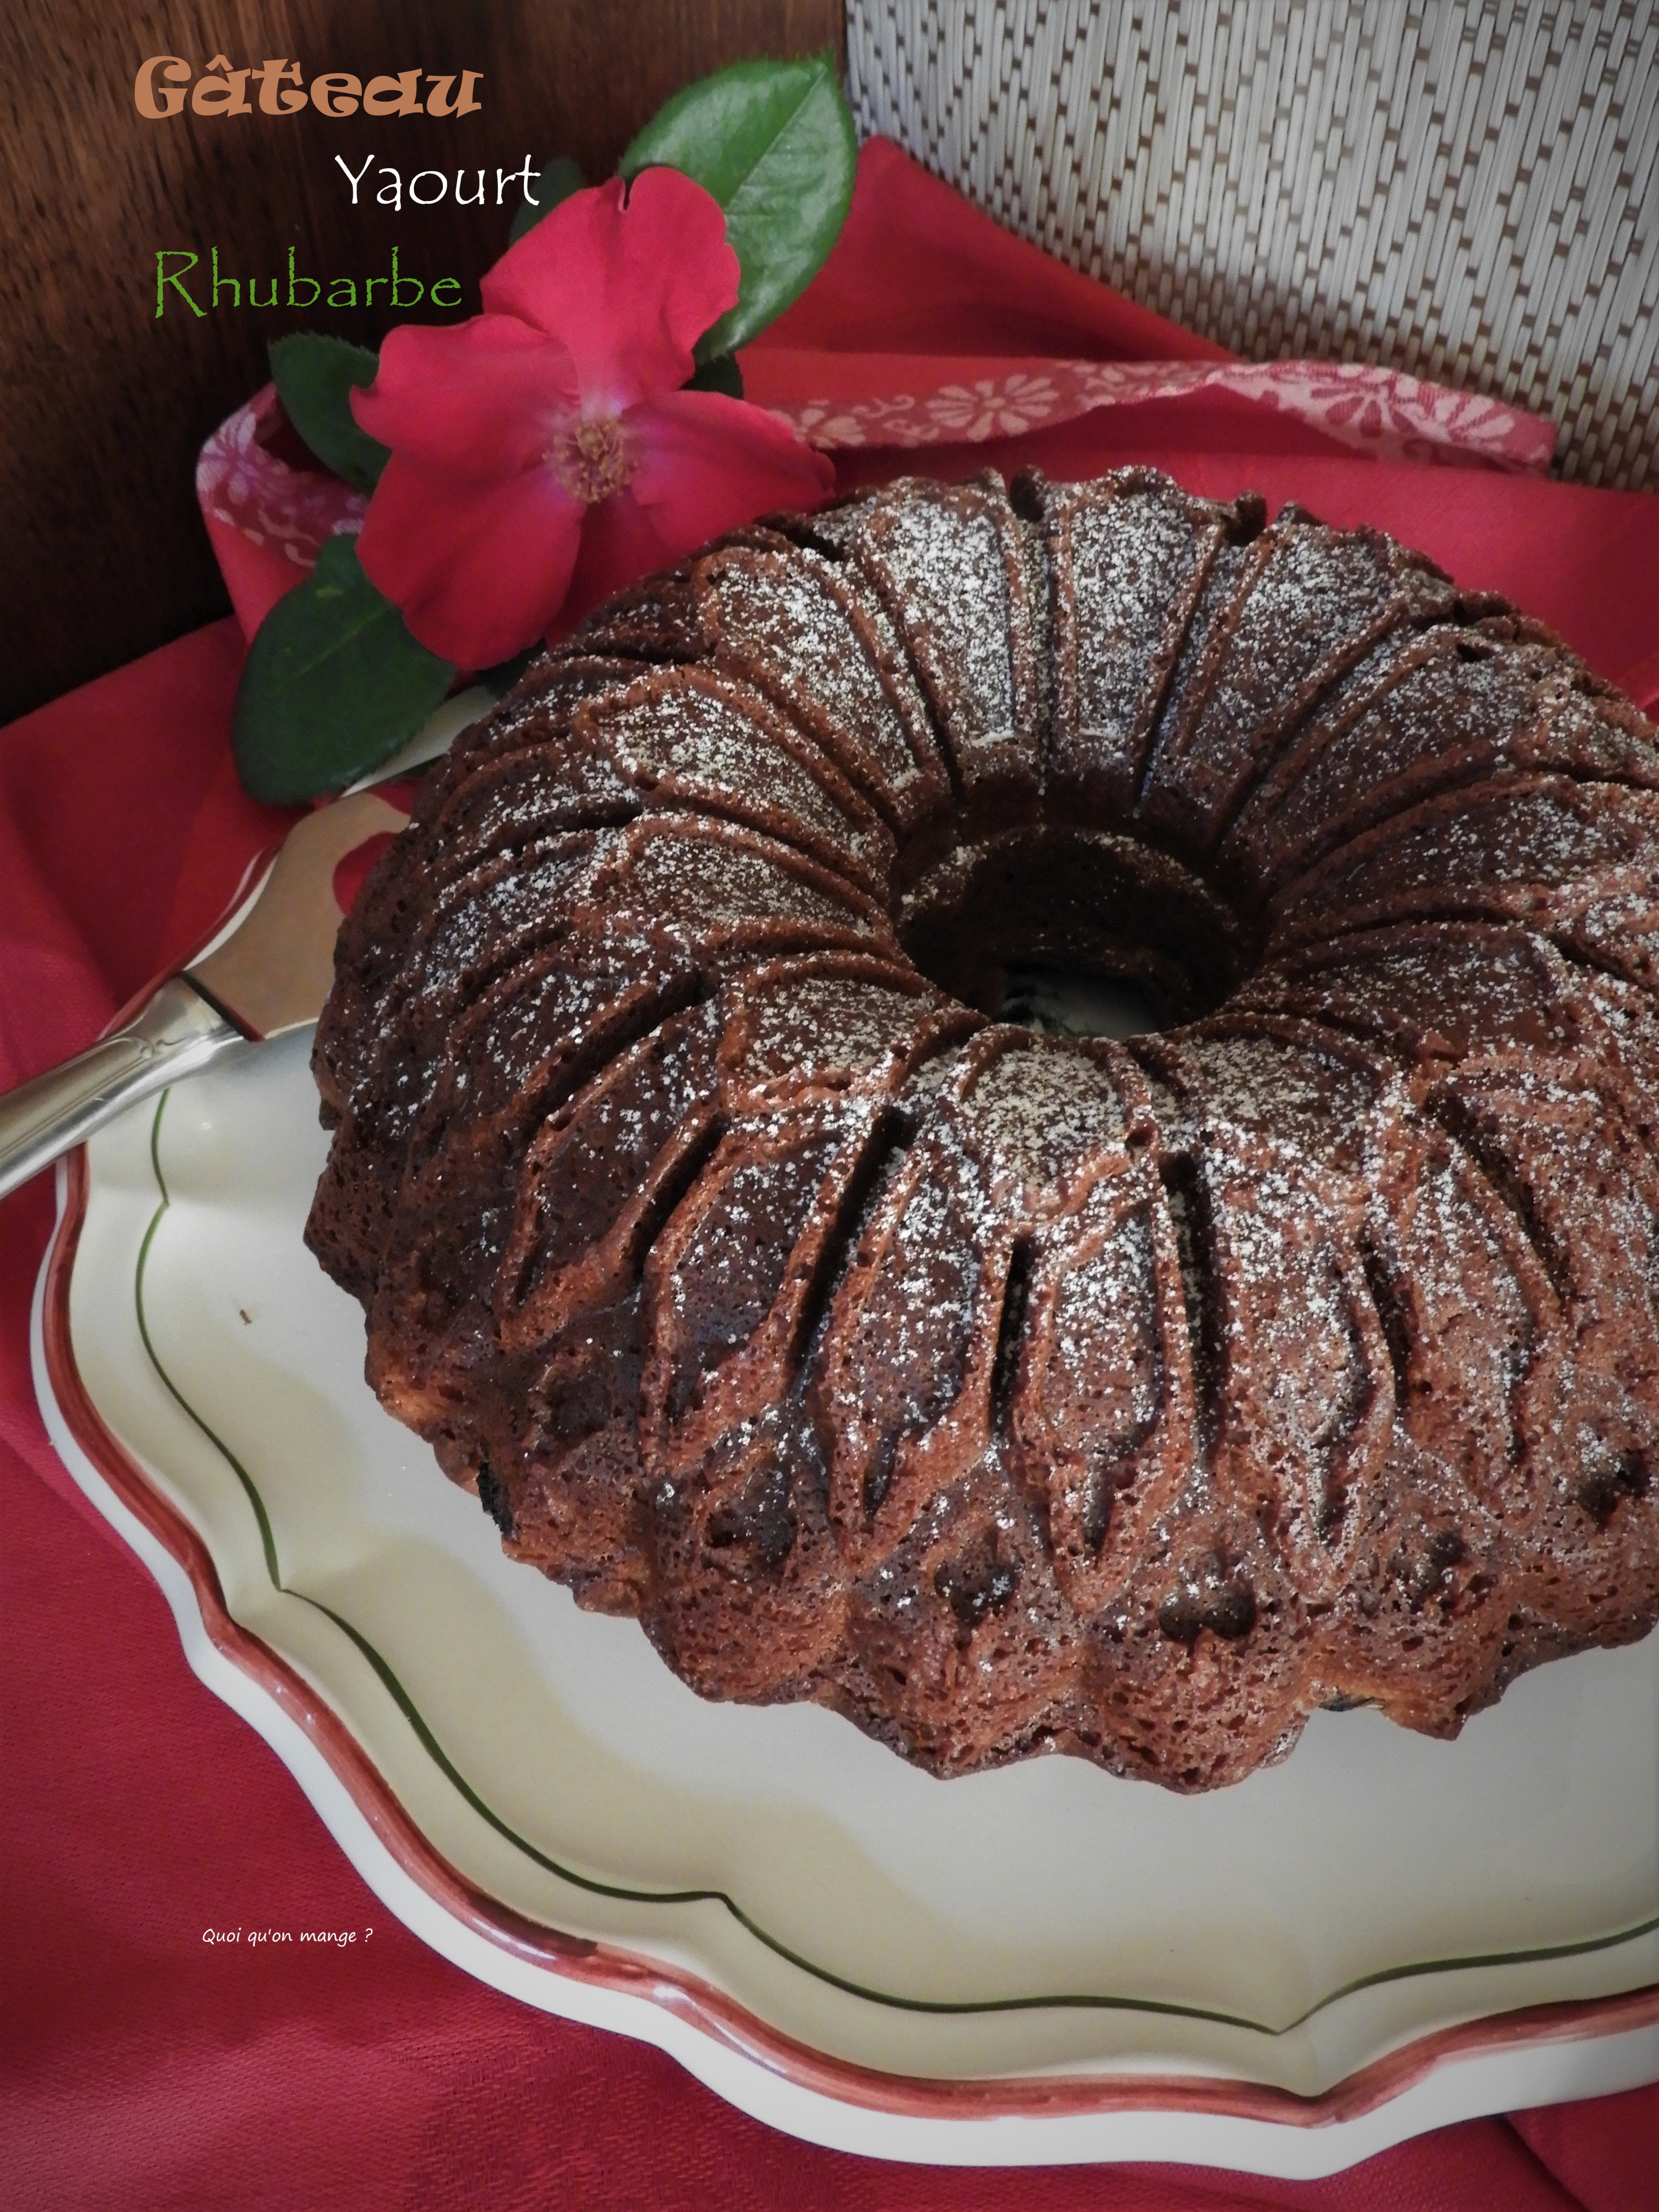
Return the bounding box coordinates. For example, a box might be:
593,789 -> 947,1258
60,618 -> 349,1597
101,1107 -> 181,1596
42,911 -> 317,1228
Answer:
33,1036 -> 1659,2174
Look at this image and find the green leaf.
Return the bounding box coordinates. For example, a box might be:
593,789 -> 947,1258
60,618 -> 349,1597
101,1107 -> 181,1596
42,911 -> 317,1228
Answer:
232,536 -> 456,804
269,333 -> 389,494
509,153 -> 586,245
619,55 -> 855,359
683,351 -> 744,399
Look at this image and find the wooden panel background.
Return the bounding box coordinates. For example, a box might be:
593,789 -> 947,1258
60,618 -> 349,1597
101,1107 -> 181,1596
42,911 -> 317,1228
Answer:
0,1 -> 844,722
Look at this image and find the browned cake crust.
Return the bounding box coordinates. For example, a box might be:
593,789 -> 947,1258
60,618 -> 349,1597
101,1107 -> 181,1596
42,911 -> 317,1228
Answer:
307,467 -> 1659,1791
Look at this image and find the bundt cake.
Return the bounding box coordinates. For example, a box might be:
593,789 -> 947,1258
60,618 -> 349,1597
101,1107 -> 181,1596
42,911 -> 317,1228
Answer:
307,466 -> 1659,1792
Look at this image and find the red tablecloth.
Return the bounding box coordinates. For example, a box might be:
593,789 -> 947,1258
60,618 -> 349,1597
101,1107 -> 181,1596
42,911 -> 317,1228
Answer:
4,140 -> 1658,2210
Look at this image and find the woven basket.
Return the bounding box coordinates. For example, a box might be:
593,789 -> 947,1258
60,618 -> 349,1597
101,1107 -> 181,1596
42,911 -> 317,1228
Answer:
846,0 -> 1657,489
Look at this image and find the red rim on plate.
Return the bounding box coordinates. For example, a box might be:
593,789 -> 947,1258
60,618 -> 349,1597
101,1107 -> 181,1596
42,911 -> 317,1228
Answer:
36,1136 -> 1659,2140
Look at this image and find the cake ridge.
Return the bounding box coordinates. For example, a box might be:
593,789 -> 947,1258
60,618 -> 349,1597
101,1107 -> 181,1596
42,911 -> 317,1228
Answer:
1127,492 -> 1266,818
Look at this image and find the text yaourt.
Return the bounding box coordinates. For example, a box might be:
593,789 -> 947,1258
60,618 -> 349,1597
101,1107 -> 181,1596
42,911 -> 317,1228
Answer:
335,154 -> 541,210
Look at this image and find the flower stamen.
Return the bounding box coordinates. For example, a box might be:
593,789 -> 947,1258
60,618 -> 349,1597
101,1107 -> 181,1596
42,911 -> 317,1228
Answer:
546,417 -> 634,504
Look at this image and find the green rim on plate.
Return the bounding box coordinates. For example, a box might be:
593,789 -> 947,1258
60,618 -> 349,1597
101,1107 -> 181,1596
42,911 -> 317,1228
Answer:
135,1089 -> 1659,2035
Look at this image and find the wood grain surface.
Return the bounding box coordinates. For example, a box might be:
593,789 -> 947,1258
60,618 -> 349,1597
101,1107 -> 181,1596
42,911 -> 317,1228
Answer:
0,1 -> 844,722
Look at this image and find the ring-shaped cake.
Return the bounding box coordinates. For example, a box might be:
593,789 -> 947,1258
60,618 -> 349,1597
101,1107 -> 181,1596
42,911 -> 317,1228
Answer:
309,467 -> 1659,1790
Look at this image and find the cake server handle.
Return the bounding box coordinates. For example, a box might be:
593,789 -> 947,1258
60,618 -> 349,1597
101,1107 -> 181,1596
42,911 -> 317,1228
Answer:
0,977 -> 243,1204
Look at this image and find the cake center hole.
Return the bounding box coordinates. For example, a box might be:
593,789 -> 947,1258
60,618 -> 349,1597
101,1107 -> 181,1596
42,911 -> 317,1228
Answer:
900,828 -> 1238,1039
992,961 -> 1159,1040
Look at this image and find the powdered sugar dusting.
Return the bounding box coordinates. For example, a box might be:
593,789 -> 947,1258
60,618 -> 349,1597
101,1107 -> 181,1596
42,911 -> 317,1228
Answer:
733,972 -> 934,1094
857,487 -> 1024,786
620,819 -> 879,941
306,464 -> 1659,1794
699,550 -> 935,820
1061,481 -> 1213,797
593,674 -> 887,885
959,1037 -> 1128,1189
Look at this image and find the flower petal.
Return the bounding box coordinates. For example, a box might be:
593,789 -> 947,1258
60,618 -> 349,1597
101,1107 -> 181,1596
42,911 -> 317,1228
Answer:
623,390 -> 835,546
351,318 -> 580,480
482,172 -> 739,414
560,494 -> 681,630
556,394 -> 833,628
355,454 -> 584,668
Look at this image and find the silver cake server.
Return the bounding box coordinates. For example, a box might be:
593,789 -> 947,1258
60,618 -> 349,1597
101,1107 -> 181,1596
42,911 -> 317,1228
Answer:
0,788 -> 411,1203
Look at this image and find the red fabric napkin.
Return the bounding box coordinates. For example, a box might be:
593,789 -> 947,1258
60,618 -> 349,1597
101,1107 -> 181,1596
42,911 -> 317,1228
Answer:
4,139 -> 1658,2211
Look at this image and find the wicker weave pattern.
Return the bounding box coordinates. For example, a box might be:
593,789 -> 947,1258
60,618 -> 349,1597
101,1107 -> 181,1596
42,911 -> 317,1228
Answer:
846,0 -> 1658,489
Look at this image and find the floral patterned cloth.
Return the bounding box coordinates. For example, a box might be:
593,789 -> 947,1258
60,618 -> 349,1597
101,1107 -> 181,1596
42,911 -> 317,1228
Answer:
774,355 -> 1555,469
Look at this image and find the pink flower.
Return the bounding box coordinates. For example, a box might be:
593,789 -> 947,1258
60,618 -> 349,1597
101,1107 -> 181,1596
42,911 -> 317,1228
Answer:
350,168 -> 834,668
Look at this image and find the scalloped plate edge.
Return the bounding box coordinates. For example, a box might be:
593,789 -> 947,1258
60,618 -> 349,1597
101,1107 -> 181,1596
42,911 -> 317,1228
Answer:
31,1148 -> 1659,2175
